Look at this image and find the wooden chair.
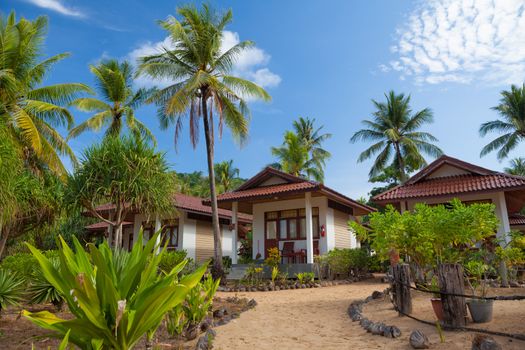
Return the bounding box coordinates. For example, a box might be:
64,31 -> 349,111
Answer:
280,241 -> 295,263
313,240 -> 320,256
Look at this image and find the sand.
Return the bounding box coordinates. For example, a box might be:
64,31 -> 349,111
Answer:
213,277 -> 525,350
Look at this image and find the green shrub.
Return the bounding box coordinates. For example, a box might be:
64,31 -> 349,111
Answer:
367,254 -> 387,273
325,248 -> 371,278
0,253 -> 37,280
264,247 -> 280,269
23,232 -> 206,349
159,250 -> 188,274
28,257 -> 64,310
0,269 -> 25,315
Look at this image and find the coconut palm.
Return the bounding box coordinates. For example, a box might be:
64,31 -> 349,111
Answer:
504,158 -> 525,177
293,117 -> 332,167
138,4 -> 270,278
0,12 -> 91,178
69,59 -> 155,143
271,131 -> 324,181
214,160 -> 240,192
480,84 -> 525,160
350,91 -> 443,183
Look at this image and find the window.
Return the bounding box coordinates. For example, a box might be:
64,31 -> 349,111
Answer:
264,207 -> 320,241
142,221 -> 155,241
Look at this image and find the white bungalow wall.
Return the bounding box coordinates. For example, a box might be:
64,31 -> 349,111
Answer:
251,196 -> 360,259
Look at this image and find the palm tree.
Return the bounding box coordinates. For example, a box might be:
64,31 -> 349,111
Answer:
0,12 -> 91,178
215,160 -> 240,193
350,91 -> 443,183
504,157 -> 525,177
293,117 -> 332,167
69,59 -> 155,143
480,84 -> 525,160
138,4 -> 270,277
271,131 -> 324,181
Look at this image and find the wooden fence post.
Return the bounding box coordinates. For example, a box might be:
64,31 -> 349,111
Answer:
392,263 -> 412,315
437,263 -> 466,327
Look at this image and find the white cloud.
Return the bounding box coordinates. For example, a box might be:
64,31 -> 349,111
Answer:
25,0 -> 85,17
386,0 -> 525,85
127,30 -> 281,94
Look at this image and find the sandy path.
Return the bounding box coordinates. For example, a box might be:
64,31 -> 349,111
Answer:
213,278 -> 390,350
213,277 -> 525,350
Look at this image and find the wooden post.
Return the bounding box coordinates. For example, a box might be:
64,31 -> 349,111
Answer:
392,264 -> 412,315
437,263 -> 466,327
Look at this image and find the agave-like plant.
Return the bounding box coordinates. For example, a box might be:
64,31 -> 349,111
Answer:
0,269 -> 25,316
28,258 -> 64,311
23,231 -> 206,349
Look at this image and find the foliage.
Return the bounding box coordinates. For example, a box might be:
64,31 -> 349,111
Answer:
159,250 -> 189,274
182,275 -> 220,329
325,248 -> 370,277
295,272 -> 314,284
166,303 -> 186,337
351,90 -> 442,183
0,253 -> 37,280
271,131 -> 324,181
23,232 -> 206,349
69,59 -> 155,144
66,136 -> 174,248
271,266 -> 279,287
264,247 -> 280,269
359,200 -> 499,280
366,254 -> 388,273
138,4 -> 270,278
243,264 -> 264,286
295,272 -> 306,284
238,231 -> 253,263
214,160 -> 241,192
28,257 -> 64,310
465,260 -> 490,297
504,157 -> 525,176
293,116 -> 332,171
480,84 -> 525,160
0,269 -> 25,315
0,11 -> 91,177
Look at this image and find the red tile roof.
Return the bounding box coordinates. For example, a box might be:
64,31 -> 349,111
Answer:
374,155 -> 525,203
211,167 -> 375,214
509,213 -> 525,226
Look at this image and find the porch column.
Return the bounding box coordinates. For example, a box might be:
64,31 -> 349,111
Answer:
155,214 -> 162,253
231,201 -> 239,264
495,192 -> 510,286
305,192 -> 314,264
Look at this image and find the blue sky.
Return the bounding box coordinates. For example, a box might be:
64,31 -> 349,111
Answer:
6,0 -> 525,199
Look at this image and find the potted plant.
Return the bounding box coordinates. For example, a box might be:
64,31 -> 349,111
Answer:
465,260 -> 493,323
426,275 -> 444,321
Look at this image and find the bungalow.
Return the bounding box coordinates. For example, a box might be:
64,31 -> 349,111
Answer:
209,167 -> 376,264
373,155 -> 525,245
86,193 -> 252,262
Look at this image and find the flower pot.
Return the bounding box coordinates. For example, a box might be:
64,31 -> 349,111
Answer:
467,299 -> 494,323
430,298 -> 444,321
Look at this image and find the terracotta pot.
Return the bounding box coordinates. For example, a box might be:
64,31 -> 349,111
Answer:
431,298 -> 444,321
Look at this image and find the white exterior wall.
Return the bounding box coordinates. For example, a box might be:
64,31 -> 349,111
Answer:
252,196 -> 329,259
221,225 -> 233,258
325,207 -> 336,252
181,216 -> 197,260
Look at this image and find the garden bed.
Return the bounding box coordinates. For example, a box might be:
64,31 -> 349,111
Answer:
359,288 -> 525,349
0,297 -> 256,349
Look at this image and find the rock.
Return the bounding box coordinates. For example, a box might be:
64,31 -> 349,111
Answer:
509,281 -> 520,288
200,317 -> 213,332
472,334 -> 502,350
247,299 -> 257,308
195,329 -> 216,350
185,324 -> 199,340
231,312 -> 240,319
371,322 -> 385,335
275,286 -> 280,291
359,318 -> 371,329
213,308 -> 226,318
371,291 -> 384,299
314,283 -> 321,288
301,284 -> 306,289
239,287 -> 246,292
384,326 -> 401,338
409,330 -> 430,349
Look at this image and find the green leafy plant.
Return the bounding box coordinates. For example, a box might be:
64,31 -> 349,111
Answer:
295,272 -> 306,284
0,269 -> 25,316
271,266 -> 279,288
278,271 -> 289,286
181,275 -> 220,337
159,250 -> 189,274
0,253 -> 37,280
264,247 -> 280,269
465,260 -> 490,297
28,258 -> 64,311
166,303 -> 187,337
303,272 -> 315,284
243,264 -> 264,286
23,232 -> 206,349
238,231 -> 253,263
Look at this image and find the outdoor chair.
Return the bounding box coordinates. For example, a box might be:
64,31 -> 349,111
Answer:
280,241 -> 296,263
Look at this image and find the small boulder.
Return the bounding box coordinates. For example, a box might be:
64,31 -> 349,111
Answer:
384,326 -> 401,338
247,299 -> 257,308
371,291 -> 384,299
409,330 -> 430,349
472,334 -> 502,350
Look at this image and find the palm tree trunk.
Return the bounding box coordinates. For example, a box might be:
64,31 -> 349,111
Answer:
394,142 -> 408,183
201,95 -> 224,279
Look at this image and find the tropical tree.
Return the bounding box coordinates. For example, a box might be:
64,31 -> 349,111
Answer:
68,59 -> 155,143
0,12 -> 91,177
504,157 -> 525,177
215,160 -> 240,192
175,171 -> 210,197
271,131 -> 324,181
66,136 -> 175,249
138,4 -> 270,278
480,84 -> 525,160
293,117 -> 332,167
350,91 -> 443,183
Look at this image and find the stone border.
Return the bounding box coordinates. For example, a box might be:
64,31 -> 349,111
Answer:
347,288 -> 402,339
219,274 -> 374,293
195,297 -> 258,350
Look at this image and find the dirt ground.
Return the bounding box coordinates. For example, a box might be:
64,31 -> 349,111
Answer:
213,276 -> 525,350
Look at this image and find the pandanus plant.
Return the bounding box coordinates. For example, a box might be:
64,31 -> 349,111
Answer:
23,231 -> 206,349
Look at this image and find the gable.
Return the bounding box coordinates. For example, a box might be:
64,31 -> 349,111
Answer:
258,176 -> 289,187
426,164 -> 471,179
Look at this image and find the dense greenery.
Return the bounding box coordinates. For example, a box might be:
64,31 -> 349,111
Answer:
23,232 -> 207,349
504,157 -> 525,176
214,160 -> 241,192
0,269 -> 24,315
480,84 -> 525,160
66,136 -> 175,248
69,59 -> 155,144
138,4 -> 270,278
351,90 -> 442,183
324,248 -> 371,277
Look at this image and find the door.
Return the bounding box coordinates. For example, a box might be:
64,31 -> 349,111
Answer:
265,220 -> 278,258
